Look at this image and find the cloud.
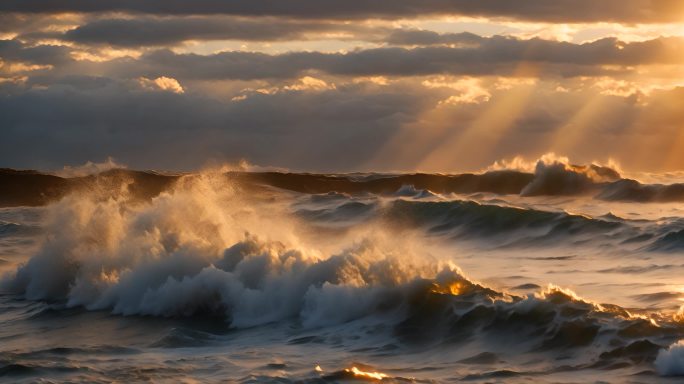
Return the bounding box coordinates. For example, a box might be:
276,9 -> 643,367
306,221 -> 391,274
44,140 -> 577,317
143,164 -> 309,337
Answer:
2,5 -> 684,173
0,77 -> 430,171
422,77 -> 491,105
111,36 -> 681,80
386,30 -> 484,46
1,72 -> 684,172
139,76 -> 185,93
0,13 -> 82,35
0,39 -> 72,66
61,16 -> 383,47
2,0 -> 684,24
283,76 -> 335,91
4,35 -> 683,81
366,81 -> 682,172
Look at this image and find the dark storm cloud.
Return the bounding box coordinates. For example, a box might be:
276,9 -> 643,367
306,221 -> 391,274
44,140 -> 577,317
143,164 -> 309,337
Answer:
59,18 -> 483,48
4,35 -> 682,80
0,77 -> 431,171
1,0 -> 683,23
5,34 -> 684,80
108,36 -> 681,80
61,17 -> 382,47
108,48 -> 597,80
385,30 -> 484,46
0,39 -> 72,65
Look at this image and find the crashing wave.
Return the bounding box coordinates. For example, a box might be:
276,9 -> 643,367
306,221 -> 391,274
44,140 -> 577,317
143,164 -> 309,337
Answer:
2,173 -> 683,377
655,340 -> 684,376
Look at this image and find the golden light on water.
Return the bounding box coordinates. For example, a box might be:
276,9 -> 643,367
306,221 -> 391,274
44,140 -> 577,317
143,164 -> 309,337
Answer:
430,281 -> 467,296
345,366 -> 388,381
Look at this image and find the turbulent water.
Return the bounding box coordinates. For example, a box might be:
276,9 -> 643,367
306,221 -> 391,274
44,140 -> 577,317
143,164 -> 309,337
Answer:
3,159 -> 684,382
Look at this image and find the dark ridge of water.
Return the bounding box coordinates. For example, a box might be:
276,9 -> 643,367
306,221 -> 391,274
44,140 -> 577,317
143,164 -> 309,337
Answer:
597,179 -> 684,203
0,221 -> 41,238
149,327 -> 222,348
295,201 -> 376,223
295,196 -> 684,252
6,165 -> 684,208
648,229 -> 684,251
382,199 -> 627,248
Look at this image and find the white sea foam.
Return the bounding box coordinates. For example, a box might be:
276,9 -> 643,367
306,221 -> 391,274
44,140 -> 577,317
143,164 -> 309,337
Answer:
1,171 -> 461,328
655,340 -> 684,376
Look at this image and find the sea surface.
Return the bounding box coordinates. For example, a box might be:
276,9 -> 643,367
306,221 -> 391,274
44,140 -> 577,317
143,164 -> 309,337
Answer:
3,162 -> 684,383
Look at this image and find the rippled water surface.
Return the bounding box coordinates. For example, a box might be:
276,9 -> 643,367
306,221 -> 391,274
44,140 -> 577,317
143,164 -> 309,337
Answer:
3,167 -> 684,382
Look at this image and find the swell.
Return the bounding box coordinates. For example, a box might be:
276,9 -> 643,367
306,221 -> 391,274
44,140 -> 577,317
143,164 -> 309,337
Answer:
231,170 -> 535,196
0,345 -> 143,381
648,228 -> 684,252
297,198 -> 674,250
0,168 -> 179,207
236,165 -> 684,203
383,199 -> 622,241
395,284 -> 680,366
1,167 -> 679,253
5,162 -> 684,207
0,221 -> 41,237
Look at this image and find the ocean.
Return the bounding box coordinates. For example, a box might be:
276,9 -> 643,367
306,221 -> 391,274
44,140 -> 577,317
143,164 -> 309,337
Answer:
2,161 -> 684,383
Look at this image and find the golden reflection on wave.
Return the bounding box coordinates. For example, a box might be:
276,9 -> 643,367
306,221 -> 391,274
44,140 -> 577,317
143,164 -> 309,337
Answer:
430,281 -> 467,296
345,366 -> 388,381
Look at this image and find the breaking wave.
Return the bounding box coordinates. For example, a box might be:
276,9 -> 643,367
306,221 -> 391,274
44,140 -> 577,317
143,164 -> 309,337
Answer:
656,340 -> 684,376
5,154 -> 684,207
2,170 -> 684,381
1,172 -> 450,328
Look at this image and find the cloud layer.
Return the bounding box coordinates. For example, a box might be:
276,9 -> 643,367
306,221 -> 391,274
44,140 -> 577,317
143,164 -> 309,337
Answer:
3,0 -> 684,23
1,2 -> 684,171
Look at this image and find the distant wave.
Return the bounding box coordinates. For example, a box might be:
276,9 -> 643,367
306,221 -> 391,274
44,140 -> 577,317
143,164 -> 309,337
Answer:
295,197 -> 680,250
0,168 -> 177,207
383,199 -> 621,240
0,220 -> 41,237
5,158 -> 684,207
597,179 -> 684,202
648,229 -> 684,252
0,221 -> 24,237
1,167 -> 680,254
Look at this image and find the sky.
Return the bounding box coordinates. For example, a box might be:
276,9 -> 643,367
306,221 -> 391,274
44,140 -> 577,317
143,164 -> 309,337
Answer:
1,1 -> 684,172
